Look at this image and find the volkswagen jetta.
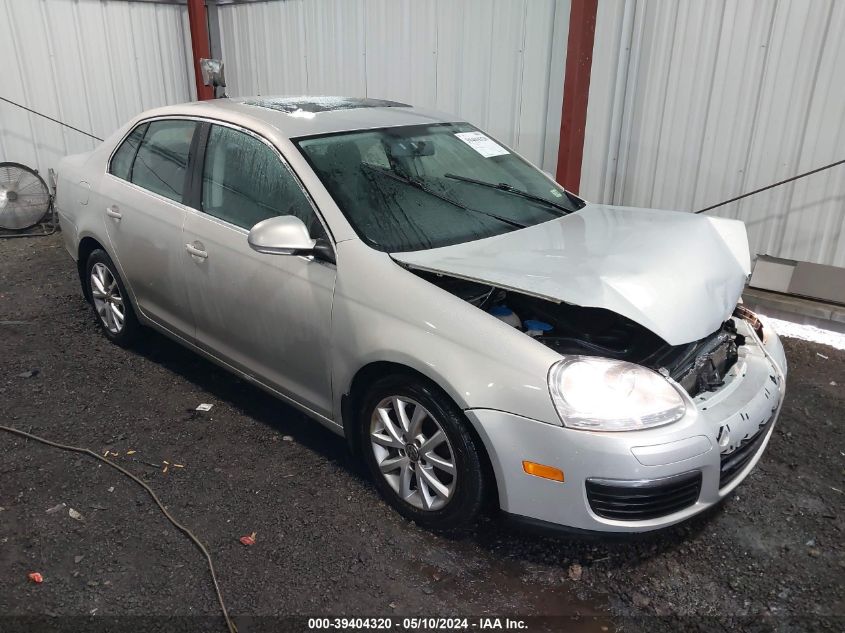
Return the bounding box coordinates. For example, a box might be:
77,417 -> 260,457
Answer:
56,96 -> 787,533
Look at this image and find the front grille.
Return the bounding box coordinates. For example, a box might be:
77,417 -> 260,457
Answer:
719,421 -> 771,488
586,471 -> 702,521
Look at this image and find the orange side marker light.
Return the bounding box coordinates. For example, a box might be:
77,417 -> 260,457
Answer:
522,461 -> 564,482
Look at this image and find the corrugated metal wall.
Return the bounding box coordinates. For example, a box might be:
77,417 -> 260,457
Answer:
218,0 -> 570,172
3,0 -> 840,268
582,0 -> 845,267
0,0 -> 195,178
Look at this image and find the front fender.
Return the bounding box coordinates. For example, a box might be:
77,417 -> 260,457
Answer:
330,241 -> 563,428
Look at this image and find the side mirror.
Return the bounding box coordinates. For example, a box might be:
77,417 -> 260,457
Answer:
248,215 -> 316,256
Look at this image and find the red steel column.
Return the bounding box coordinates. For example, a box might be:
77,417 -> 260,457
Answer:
187,0 -> 214,101
555,0 -> 598,194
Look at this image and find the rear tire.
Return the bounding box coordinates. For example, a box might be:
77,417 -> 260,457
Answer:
358,373 -> 486,531
85,249 -> 140,347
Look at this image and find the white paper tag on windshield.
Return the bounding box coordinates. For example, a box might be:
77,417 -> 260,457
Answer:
454,132 -> 510,158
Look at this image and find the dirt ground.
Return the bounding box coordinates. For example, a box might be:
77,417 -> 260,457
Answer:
1,234 -> 842,632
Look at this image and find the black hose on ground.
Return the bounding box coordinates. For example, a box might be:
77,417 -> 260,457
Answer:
0,424 -> 236,633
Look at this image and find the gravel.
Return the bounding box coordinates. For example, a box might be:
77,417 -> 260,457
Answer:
1,234 -> 842,632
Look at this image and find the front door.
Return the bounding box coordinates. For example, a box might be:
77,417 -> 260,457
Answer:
100,119 -> 198,339
181,123 -> 336,417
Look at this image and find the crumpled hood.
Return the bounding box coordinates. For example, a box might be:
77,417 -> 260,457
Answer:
391,204 -> 751,345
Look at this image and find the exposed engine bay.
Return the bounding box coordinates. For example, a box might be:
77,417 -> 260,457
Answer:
415,270 -> 755,398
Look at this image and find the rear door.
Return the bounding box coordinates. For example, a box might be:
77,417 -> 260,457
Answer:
181,123 -> 336,416
100,119 -> 199,338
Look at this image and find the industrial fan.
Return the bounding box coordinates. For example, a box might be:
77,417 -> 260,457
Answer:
0,162 -> 52,230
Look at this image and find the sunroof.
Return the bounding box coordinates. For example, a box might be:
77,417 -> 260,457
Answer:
243,96 -> 410,114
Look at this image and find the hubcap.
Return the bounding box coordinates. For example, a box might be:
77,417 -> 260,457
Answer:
90,262 -> 125,334
370,396 -> 456,511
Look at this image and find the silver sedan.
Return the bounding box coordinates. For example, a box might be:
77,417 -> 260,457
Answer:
56,97 -> 787,533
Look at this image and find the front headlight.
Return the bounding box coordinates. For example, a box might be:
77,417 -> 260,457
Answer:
548,357 -> 686,431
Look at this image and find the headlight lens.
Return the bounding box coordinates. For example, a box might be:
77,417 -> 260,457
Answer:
548,356 -> 686,431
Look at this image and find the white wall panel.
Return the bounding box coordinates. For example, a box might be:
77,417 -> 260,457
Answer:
363,0 -> 438,108
582,0 -> 845,267
0,0 -> 195,178
3,0 -> 839,265
218,0 -> 569,171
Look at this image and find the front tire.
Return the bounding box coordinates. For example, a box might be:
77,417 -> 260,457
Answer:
358,373 -> 486,531
85,249 -> 140,346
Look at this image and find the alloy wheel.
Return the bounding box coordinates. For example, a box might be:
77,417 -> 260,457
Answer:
370,396 -> 457,511
90,262 -> 125,334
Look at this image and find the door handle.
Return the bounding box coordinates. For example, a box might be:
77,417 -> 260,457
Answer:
185,243 -> 208,259
106,205 -> 122,220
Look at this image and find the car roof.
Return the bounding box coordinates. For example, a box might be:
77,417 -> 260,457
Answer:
137,96 -> 462,139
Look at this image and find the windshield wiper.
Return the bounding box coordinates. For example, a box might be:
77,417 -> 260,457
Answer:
443,173 -> 578,215
361,164 -> 527,229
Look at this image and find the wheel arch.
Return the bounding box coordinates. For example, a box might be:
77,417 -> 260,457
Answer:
77,236 -> 107,302
341,360 -> 500,509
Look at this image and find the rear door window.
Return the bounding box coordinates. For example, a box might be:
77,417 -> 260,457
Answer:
109,123 -> 148,181
130,120 -> 197,203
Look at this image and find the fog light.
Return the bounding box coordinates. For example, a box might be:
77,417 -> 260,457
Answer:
522,461 -> 564,482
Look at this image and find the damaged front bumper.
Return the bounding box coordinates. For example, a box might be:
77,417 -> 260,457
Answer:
467,319 -> 787,533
